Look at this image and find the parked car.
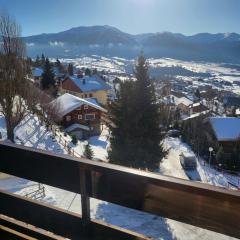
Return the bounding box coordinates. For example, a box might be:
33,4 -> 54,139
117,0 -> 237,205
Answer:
167,129 -> 181,138
180,152 -> 197,170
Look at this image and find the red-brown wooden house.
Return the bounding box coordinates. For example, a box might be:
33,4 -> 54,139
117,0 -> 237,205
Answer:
52,93 -> 107,139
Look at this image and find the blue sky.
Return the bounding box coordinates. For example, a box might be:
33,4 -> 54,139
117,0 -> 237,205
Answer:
0,0 -> 239,36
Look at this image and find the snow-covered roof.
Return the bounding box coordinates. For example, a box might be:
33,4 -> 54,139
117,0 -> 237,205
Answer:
52,93 -> 107,118
183,110 -> 210,121
67,75 -> 111,92
161,95 -> 189,106
191,102 -> 201,108
175,97 -> 193,107
209,117 -> 240,141
32,67 -> 43,77
65,123 -> 90,132
85,97 -> 100,106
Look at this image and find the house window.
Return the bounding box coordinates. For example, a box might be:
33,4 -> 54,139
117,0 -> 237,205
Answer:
85,114 -> 95,120
78,114 -> 82,120
66,115 -> 71,121
84,105 -> 88,110
89,93 -> 93,97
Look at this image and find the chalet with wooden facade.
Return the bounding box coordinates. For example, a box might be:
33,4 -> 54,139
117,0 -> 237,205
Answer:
174,96 -> 193,115
61,74 -> 111,105
52,93 -> 107,139
207,117 -> 240,154
189,102 -> 209,115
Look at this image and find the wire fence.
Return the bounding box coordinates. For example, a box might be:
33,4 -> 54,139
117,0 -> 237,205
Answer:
49,124 -> 83,158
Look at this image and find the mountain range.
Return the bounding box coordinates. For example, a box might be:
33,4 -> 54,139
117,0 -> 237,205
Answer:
24,25 -> 240,63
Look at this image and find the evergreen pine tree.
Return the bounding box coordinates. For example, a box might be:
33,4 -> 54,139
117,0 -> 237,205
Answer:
41,58 -> 55,89
108,80 -> 136,167
133,53 -> 166,169
55,59 -> 65,74
35,55 -> 40,67
92,68 -> 98,75
85,68 -> 91,76
195,88 -> 201,100
41,53 -> 45,66
56,58 -> 61,67
84,142 -> 94,160
109,53 -> 167,170
67,63 -> 74,76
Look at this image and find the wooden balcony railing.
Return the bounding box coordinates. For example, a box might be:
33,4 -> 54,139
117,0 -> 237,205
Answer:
0,142 -> 240,239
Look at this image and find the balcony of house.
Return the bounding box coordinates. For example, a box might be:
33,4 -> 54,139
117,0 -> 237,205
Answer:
0,142 -> 240,240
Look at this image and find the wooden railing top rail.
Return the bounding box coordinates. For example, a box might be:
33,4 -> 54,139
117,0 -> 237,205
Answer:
0,142 -> 240,239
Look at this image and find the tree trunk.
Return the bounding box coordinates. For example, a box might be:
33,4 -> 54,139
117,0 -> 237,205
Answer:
6,121 -> 14,142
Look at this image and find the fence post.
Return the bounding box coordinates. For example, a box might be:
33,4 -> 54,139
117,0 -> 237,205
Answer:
79,166 -> 91,234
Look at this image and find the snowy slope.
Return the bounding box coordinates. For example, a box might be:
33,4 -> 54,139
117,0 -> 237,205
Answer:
14,114 -> 67,154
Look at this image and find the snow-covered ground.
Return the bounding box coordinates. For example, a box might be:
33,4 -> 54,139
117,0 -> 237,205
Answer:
57,56 -> 131,74
5,113 -> 109,161
69,125 -> 109,161
0,113 -> 238,239
14,114 -> 67,154
58,56 -> 240,93
58,56 -> 240,83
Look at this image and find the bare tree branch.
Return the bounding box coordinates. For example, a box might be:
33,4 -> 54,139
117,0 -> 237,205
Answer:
0,12 -> 29,141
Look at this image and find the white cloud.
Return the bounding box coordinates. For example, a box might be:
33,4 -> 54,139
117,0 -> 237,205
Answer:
26,42 -> 35,47
49,41 -> 64,47
89,44 -> 100,48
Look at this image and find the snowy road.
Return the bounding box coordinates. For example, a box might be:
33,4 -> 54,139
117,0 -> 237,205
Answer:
161,137 -> 201,181
161,137 -> 237,189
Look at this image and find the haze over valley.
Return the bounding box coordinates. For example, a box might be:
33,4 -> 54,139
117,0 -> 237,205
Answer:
24,25 -> 240,63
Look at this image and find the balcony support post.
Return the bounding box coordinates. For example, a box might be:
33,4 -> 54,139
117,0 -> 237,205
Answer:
79,166 -> 91,234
